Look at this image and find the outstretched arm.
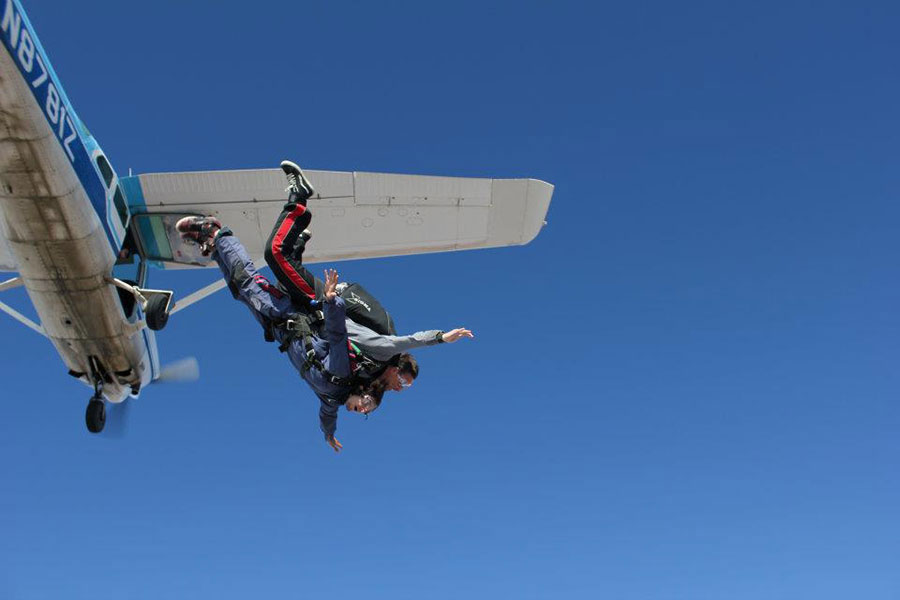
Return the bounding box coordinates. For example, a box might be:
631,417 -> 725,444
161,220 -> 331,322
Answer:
345,321 -> 475,363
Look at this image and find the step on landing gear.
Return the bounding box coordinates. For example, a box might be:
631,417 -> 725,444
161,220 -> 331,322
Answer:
111,279 -> 174,331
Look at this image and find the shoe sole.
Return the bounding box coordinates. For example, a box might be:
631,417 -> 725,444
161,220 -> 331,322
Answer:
281,160 -> 315,196
280,160 -> 302,176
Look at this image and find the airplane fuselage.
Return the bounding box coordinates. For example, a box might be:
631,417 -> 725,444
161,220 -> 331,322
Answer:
0,0 -> 158,403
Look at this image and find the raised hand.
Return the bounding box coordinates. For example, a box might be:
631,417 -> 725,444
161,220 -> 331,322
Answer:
323,268 -> 339,302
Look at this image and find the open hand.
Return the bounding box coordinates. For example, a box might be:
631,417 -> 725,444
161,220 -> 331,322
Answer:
326,435 -> 343,453
323,269 -> 339,302
442,328 -> 474,343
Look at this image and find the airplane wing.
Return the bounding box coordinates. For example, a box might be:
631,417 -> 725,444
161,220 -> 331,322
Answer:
120,168 -> 553,269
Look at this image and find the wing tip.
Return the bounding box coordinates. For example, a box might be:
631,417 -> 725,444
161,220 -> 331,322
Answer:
521,179 -> 554,244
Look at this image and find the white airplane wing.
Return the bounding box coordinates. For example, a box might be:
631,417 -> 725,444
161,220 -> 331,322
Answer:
121,168 -> 553,269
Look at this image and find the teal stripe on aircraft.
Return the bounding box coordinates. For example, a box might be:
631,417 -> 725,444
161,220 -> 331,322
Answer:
121,176 -> 181,269
120,175 -> 164,265
120,175 -> 147,210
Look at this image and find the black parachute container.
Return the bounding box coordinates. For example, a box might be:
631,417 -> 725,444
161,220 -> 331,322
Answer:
339,283 -> 397,336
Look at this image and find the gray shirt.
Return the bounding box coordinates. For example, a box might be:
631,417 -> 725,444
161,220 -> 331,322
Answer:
344,319 -> 442,362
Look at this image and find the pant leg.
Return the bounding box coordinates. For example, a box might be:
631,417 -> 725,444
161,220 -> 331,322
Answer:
213,233 -> 293,322
264,200 -> 323,306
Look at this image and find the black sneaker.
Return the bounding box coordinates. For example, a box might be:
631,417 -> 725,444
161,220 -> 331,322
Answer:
175,216 -> 222,256
281,159 -> 315,201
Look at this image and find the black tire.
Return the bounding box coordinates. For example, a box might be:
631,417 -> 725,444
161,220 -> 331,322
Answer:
146,294 -> 169,331
86,399 -> 106,433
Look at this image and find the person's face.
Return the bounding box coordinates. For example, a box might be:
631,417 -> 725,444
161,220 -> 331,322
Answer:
345,393 -> 377,414
382,367 -> 414,392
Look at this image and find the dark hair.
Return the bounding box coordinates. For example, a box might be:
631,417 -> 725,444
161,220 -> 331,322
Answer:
397,353 -> 419,379
350,380 -> 386,409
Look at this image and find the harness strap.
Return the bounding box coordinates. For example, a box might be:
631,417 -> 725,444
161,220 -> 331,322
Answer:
275,310 -> 324,353
255,275 -> 285,299
270,313 -> 385,388
298,352 -> 353,386
270,311 -> 355,387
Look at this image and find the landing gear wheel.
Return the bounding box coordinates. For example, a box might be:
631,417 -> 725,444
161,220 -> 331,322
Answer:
86,399 -> 106,433
145,294 -> 169,331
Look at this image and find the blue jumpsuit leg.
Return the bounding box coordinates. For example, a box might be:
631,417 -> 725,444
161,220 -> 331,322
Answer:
212,234 -> 294,324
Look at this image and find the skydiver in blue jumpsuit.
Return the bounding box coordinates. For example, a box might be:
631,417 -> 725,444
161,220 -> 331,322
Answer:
175,160 -> 473,452
207,226 -> 369,449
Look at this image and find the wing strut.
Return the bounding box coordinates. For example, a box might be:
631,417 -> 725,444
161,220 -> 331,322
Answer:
0,276 -> 23,292
0,277 -> 44,336
0,299 -> 45,336
170,279 -> 228,315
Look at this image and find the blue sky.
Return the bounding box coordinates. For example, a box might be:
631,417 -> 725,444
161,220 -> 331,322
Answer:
2,1 -> 899,598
